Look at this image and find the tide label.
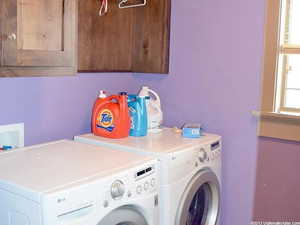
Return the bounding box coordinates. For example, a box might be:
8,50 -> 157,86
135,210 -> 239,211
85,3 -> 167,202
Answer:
97,109 -> 114,132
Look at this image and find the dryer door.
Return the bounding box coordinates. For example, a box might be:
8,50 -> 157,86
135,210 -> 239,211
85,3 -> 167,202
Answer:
175,170 -> 220,225
97,206 -> 148,225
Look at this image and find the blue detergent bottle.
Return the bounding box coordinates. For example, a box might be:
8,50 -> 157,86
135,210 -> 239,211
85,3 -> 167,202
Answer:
128,95 -> 148,137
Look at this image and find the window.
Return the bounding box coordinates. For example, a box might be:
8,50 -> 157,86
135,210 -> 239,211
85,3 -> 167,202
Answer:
258,0 -> 300,141
278,0 -> 300,112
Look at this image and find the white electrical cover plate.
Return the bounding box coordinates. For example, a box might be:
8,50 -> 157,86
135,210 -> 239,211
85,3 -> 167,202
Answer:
0,123 -> 24,148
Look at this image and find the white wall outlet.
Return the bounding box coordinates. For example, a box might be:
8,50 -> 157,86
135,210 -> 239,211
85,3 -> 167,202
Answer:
0,123 -> 24,148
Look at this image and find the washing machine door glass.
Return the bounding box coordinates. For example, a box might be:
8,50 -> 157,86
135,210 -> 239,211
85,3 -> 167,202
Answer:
176,170 -> 220,225
97,206 -> 148,225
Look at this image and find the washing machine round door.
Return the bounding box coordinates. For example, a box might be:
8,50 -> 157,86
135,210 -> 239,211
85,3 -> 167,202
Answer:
175,169 -> 220,225
97,206 -> 148,225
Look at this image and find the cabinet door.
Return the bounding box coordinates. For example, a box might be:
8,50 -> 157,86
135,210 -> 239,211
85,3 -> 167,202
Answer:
132,0 -> 171,74
78,0 -> 135,72
78,0 -> 170,74
0,2 -> 3,66
2,0 -> 76,67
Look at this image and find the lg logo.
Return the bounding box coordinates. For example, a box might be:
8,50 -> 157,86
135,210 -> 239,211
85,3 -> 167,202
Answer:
57,197 -> 66,203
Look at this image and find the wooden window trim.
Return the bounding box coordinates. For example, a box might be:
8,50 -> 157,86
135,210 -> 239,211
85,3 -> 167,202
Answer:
256,0 -> 300,142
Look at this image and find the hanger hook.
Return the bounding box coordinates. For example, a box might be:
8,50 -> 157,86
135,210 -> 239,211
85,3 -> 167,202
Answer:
99,0 -> 108,16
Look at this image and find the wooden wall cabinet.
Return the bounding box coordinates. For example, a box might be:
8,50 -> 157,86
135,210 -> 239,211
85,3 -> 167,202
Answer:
78,0 -> 171,74
0,0 -> 77,77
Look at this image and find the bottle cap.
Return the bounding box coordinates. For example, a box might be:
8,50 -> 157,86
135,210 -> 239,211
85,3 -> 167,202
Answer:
138,86 -> 149,97
119,92 -> 128,95
99,90 -> 107,98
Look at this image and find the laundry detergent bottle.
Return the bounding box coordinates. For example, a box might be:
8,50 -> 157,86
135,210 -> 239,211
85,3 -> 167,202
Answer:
128,95 -> 148,137
92,91 -> 130,139
138,86 -> 163,132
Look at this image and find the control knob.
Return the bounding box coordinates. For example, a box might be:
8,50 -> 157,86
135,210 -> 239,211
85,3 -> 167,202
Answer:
198,147 -> 208,162
111,180 -> 125,199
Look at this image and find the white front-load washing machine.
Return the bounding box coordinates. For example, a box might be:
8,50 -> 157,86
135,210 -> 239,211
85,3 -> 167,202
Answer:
75,127 -> 222,225
0,140 -> 159,225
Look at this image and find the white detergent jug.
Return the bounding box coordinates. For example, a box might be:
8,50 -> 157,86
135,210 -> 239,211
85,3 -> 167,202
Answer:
138,86 -> 163,132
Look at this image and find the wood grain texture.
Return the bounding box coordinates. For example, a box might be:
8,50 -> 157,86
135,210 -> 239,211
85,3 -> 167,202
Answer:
259,117 -> 300,142
0,66 -> 76,77
0,0 -> 78,77
2,0 -> 18,66
18,0 -> 64,51
132,0 -> 170,73
78,0 -> 135,72
260,0 -> 281,112
78,0 -> 170,74
0,1 -> 3,66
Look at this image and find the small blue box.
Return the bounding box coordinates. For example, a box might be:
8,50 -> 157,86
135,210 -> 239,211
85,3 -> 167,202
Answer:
182,123 -> 202,138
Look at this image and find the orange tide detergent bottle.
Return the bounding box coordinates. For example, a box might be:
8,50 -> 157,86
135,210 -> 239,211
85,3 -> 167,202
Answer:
92,91 -> 130,139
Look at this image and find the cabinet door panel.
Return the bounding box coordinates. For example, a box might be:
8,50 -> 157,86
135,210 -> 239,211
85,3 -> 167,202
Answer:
78,0 -> 170,74
18,0 -> 63,51
78,0 -> 135,72
132,0 -> 170,73
2,0 -> 76,67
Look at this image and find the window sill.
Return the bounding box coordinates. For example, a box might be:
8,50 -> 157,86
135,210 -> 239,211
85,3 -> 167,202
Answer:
252,110 -> 300,142
252,110 -> 300,121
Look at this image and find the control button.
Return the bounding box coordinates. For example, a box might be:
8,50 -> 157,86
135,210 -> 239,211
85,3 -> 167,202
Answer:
195,161 -> 199,167
103,200 -> 109,208
150,178 -> 155,187
111,180 -> 125,200
214,152 -> 218,158
136,185 -> 142,194
212,155 -> 216,160
144,181 -> 150,191
127,191 -> 132,198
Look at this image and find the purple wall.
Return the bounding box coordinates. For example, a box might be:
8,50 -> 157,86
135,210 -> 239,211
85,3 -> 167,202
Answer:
130,0 -> 265,225
253,138 -> 300,221
0,74 -> 141,145
1,0 -> 299,224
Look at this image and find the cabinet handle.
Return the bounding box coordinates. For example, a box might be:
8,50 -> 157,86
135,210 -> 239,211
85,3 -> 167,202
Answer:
0,33 -> 17,41
8,33 -> 17,41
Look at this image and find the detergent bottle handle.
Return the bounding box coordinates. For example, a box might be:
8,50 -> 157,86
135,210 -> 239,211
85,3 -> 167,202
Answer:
109,94 -> 129,113
106,95 -> 119,102
127,95 -> 137,103
148,89 -> 161,108
92,95 -> 117,114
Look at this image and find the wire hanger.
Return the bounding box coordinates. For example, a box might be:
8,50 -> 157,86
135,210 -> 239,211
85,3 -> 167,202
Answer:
118,0 -> 147,9
98,0 -> 146,17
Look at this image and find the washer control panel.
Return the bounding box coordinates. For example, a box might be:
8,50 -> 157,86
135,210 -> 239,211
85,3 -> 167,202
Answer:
134,165 -> 156,195
136,177 -> 156,194
43,162 -> 158,225
106,163 -> 157,206
197,140 -> 221,163
210,140 -> 221,160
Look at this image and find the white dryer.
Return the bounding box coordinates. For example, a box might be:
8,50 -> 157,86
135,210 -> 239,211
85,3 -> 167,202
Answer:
75,127 -> 222,225
0,140 -> 159,225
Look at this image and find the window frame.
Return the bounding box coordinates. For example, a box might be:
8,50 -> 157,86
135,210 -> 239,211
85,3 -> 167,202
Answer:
278,0 -> 300,113
257,0 -> 300,142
